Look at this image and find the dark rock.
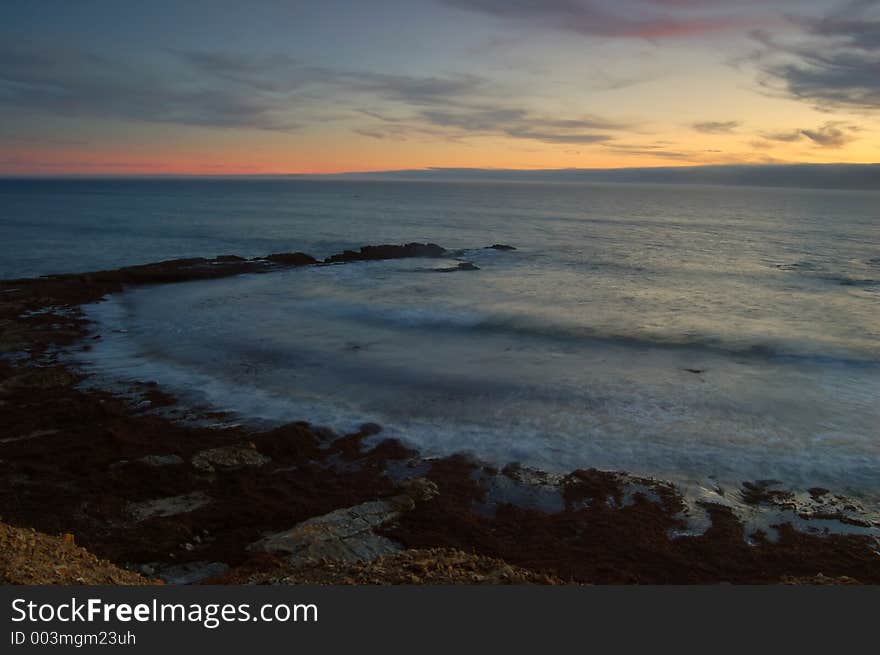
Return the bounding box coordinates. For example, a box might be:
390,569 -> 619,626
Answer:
433,261 -> 480,272
138,454 -> 184,467
740,480 -> 795,507
400,477 -> 440,502
683,368 -> 705,374
248,499 -> 406,563
501,462 -> 523,479
191,444 -> 271,472
266,252 -> 318,266
325,242 -> 446,263
808,487 -> 830,501
158,561 -> 229,585
214,255 -> 246,263
487,244 -> 516,251
128,492 -> 212,522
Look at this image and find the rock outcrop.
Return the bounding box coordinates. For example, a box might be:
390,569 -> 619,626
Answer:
433,261 -> 480,272
249,478 -> 438,564
325,243 -> 446,263
265,252 -> 318,266
191,444 -> 271,472
128,491 -> 212,522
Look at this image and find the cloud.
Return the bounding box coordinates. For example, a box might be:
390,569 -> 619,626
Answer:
0,40 -> 493,135
800,121 -> 859,146
752,1 -> 880,110
758,121 -> 859,147
355,106 -> 623,145
413,107 -> 624,143
601,141 -> 712,161
760,130 -> 804,142
0,43 -> 305,131
349,72 -> 486,105
440,0 -> 753,39
0,40 -> 628,147
604,146 -> 696,160
692,120 -> 740,133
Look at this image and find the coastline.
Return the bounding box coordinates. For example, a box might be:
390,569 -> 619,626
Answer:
1,245 -> 878,585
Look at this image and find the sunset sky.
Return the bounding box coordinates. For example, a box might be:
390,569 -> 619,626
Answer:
1,0 -> 878,174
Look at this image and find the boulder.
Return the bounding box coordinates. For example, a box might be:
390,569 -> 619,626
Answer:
249,499 -> 404,563
249,478 -> 438,564
128,491 -> 211,522
191,444 -> 271,472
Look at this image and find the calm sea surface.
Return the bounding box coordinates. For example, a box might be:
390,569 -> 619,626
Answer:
2,178 -> 878,507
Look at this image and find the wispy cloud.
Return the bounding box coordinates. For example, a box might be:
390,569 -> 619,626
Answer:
0,40 -> 629,148
692,120 -> 740,133
758,121 -> 860,147
800,121 -> 859,146
412,107 -> 625,144
440,0 -> 755,39
183,51 -> 632,145
752,0 -> 880,110
0,43 -> 306,131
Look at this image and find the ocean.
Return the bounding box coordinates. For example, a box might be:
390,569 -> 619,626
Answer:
2,178 -> 878,508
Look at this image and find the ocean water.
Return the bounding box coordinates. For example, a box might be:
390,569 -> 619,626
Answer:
3,178 -> 879,505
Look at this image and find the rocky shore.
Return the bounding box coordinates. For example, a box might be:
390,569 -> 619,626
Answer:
1,244 -> 878,585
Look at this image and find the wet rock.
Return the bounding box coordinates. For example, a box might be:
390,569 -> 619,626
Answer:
740,480 -> 795,508
487,244 -> 516,251
358,422 -> 383,437
128,492 -> 211,522
809,487 -> 830,501
138,563 -> 157,576
191,444 -> 271,472
248,481 -> 437,564
249,499 -> 405,563
214,255 -> 246,263
325,242 -> 446,263
144,388 -> 176,407
158,561 -> 230,585
563,468 -> 626,509
138,454 -> 184,467
400,477 -> 440,502
434,261 -> 480,272
266,252 -> 318,266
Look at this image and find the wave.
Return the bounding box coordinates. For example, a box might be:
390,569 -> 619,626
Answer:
291,298 -> 879,368
831,276 -> 879,287
773,261 -> 879,287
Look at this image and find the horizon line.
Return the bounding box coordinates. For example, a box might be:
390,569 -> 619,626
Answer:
2,162 -> 880,179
